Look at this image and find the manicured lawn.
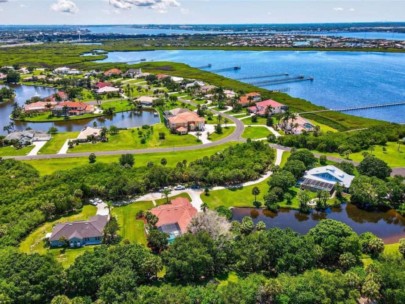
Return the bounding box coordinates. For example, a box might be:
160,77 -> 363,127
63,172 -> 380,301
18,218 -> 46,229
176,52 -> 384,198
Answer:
24,142 -> 237,175
68,124 -> 199,153
0,145 -> 33,156
280,151 -> 291,167
208,127 -> 235,141
19,205 -> 97,268
113,201 -> 154,245
39,132 -> 79,154
19,112 -> 104,122
202,178 -> 270,209
155,192 -> 192,205
306,118 -> 337,133
321,142 -> 405,168
242,116 -> 268,126
242,126 -> 271,139
101,99 -> 135,112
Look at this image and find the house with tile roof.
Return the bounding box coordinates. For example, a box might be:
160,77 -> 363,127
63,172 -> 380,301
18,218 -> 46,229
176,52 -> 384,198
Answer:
49,215 -> 109,248
104,68 -> 122,77
248,99 -> 287,116
280,115 -> 315,134
52,101 -> 95,117
238,92 -> 261,107
164,108 -> 205,134
150,197 -> 197,240
24,101 -> 57,113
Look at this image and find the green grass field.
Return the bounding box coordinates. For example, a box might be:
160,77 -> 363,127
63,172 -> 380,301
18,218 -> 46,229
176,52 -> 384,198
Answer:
39,132 -> 79,154
19,205 -> 97,268
68,124 -> 199,153
242,116 -> 268,126
113,201 -> 153,245
242,126 -> 271,139
0,145 -> 33,157
202,178 -> 270,210
208,126 -> 235,141
321,142 -> 405,168
101,99 -> 134,112
19,112 -> 104,122
24,142 -> 237,175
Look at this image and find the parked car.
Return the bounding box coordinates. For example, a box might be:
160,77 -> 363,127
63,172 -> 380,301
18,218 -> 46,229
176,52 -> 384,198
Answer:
174,185 -> 185,190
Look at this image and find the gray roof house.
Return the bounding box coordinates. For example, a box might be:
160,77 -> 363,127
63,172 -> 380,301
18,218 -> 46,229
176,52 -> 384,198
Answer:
49,215 -> 108,248
5,130 -> 51,145
301,165 -> 355,193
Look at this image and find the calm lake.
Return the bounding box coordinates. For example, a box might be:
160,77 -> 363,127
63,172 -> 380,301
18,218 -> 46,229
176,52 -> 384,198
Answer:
232,204 -> 405,244
100,50 -> 405,123
0,85 -> 160,135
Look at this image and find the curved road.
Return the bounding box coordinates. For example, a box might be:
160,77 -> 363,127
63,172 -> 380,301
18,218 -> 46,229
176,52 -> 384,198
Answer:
5,106 -> 245,161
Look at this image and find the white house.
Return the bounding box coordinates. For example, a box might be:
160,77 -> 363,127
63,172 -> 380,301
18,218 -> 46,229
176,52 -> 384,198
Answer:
96,86 -> 120,94
301,165 -> 355,193
137,96 -> 157,106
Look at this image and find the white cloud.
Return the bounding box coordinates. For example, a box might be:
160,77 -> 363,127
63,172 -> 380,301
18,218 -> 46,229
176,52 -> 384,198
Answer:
349,8 -> 355,12
333,7 -> 344,11
51,0 -> 78,14
109,0 -> 180,12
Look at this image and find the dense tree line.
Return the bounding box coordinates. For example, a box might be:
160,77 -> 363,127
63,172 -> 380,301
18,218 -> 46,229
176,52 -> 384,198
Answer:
0,142 -> 274,247
278,124 -> 405,154
1,217 -> 405,303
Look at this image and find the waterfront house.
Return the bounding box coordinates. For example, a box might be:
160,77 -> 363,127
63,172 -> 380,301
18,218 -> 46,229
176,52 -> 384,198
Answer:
238,92 -> 261,107
123,68 -> 142,78
52,101 -> 95,117
49,215 -> 109,248
149,197 -> 197,240
137,96 -> 157,106
280,115 -> 315,134
248,99 -> 287,116
5,130 -> 51,146
300,165 -> 354,193
24,101 -> 57,113
164,108 -> 205,134
199,85 -> 217,94
76,126 -> 102,142
104,68 -> 122,77
43,91 -> 69,102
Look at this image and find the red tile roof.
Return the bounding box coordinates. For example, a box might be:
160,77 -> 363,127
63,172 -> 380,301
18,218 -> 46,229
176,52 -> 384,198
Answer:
150,197 -> 197,234
95,82 -> 112,89
239,92 -> 261,105
168,111 -> 205,124
104,68 -> 122,76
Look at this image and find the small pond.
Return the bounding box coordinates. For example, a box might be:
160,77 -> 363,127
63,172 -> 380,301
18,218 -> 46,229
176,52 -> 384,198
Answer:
232,204 -> 405,244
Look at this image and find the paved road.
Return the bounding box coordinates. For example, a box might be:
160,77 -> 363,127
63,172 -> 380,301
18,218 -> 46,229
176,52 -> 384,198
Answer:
4,101 -> 245,161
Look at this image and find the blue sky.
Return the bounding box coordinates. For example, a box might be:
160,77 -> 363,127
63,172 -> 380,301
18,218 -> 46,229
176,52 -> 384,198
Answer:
0,0 -> 404,25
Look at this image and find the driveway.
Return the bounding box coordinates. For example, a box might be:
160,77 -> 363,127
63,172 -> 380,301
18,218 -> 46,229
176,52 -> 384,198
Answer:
27,141 -> 48,156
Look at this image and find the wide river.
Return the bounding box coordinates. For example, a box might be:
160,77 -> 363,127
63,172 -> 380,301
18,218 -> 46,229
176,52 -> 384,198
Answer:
100,50 -> 405,123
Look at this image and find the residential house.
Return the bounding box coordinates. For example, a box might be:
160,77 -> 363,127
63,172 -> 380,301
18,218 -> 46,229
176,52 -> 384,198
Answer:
0,73 -> 6,80
149,197 -> 197,240
52,101 -> 95,117
53,67 -> 71,74
49,215 -> 109,248
96,86 -> 120,94
238,92 -> 261,107
199,85 -> 217,94
137,96 -> 157,106
123,68 -> 142,78
76,126 -> 102,142
24,101 -> 57,113
43,91 -> 69,102
185,81 -> 205,90
104,68 -> 122,77
300,165 -> 355,193
248,99 -> 287,116
156,74 -> 170,80
165,108 -> 205,134
280,115 -> 314,134
5,130 -> 51,145
170,76 -> 184,83
224,89 -> 237,99
94,81 -> 112,90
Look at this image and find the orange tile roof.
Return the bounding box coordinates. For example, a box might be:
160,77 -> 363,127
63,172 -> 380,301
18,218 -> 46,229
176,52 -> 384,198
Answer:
150,197 -> 197,234
239,92 -> 261,105
104,68 -> 122,76
168,111 -> 205,124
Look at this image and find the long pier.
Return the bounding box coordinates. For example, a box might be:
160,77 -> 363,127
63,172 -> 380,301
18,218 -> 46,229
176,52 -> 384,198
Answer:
211,66 -> 242,72
236,73 -> 289,80
250,75 -> 314,86
299,101 -> 405,115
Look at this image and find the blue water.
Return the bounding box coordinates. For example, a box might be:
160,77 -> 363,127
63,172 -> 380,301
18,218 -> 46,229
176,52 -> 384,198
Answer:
100,50 -> 405,123
316,31 -> 405,41
85,26 -> 220,35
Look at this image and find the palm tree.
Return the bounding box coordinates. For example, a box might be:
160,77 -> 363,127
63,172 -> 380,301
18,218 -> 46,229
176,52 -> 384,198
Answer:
162,188 -> 171,204
201,202 -> 208,213
217,113 -> 223,124
252,187 -> 260,203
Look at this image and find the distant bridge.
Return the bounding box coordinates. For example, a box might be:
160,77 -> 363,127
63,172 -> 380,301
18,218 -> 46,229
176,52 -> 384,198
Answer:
299,101 -> 405,115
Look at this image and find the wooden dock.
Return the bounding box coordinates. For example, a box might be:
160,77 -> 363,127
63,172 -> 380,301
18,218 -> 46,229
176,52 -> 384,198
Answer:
299,101 -> 405,115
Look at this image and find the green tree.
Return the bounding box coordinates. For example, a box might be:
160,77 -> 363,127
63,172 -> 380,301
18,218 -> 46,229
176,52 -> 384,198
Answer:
88,153 -> 96,164
359,232 -> 384,258
399,238 -> 405,258
6,70 -> 20,83
288,149 -> 317,169
161,188 -> 171,204
268,170 -> 296,192
284,160 -> 306,179
103,216 -> 119,244
119,154 -> 134,167
240,216 -> 255,235
358,155 -> 392,180
298,190 -> 311,213
160,158 -> 167,166
252,186 -> 260,203
147,229 -> 169,253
